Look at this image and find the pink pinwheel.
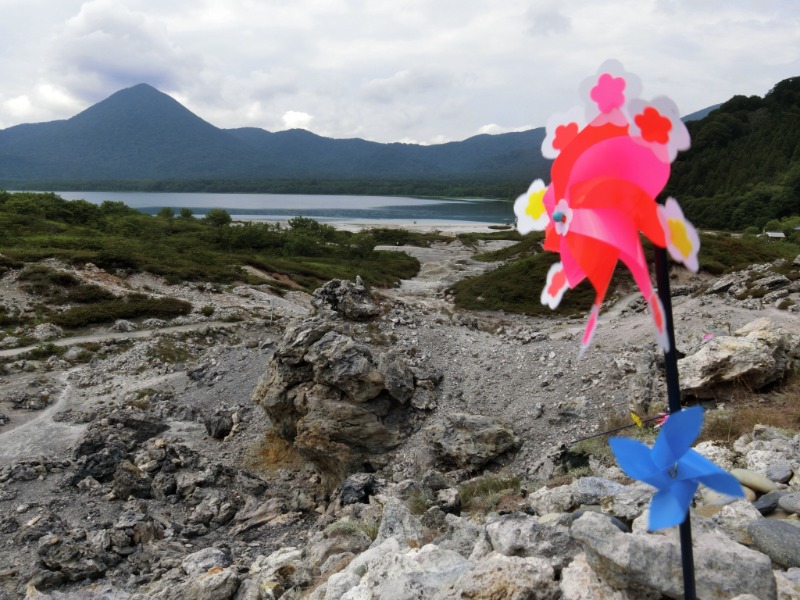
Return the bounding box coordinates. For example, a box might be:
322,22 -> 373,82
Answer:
515,60 -> 699,357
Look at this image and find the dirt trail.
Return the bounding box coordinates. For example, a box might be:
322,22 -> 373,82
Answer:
0,320 -> 244,359
0,368 -> 81,461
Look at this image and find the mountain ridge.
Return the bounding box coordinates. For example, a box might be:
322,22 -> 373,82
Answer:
0,83 -> 549,185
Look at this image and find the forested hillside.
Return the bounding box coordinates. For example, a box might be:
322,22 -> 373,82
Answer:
666,77 -> 800,230
0,84 -> 547,188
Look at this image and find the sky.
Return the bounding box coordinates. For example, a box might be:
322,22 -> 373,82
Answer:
1,0 -> 798,145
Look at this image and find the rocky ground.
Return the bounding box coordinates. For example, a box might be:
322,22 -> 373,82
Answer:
0,238 -> 799,599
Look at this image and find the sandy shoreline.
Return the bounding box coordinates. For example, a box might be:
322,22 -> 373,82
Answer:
240,217 -> 514,235
330,220 -> 514,235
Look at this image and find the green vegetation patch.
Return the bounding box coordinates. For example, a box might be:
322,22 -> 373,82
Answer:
52,294 -> 192,329
449,251 -> 601,316
459,475 -> 521,513
452,230 -> 799,316
697,232 -> 799,275
0,193 -> 422,295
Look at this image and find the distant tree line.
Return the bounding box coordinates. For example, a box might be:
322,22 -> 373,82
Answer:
0,178 -> 529,202
665,76 -> 800,230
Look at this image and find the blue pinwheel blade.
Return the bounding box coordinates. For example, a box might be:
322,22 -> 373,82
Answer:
677,451 -> 745,497
674,449 -> 724,480
648,488 -> 685,531
647,480 -> 697,531
609,436 -> 660,482
651,406 -> 704,470
697,472 -> 745,498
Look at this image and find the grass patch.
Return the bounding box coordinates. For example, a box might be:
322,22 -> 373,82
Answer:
456,230 -> 524,248
17,263 -> 116,306
472,234 -> 542,262
152,339 -> 192,363
52,293 -> 192,328
247,430 -> 307,474
406,489 -> 436,515
567,411 -> 660,467
698,232 -> 800,275
459,475 -> 521,513
698,373 -> 800,446
324,519 -> 379,541
366,228 -> 451,247
20,343 -> 66,361
450,251 -> 611,316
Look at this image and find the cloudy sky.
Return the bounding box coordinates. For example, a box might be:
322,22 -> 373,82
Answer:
1,0 -> 798,144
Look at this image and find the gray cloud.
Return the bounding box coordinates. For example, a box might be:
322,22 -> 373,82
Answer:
362,69 -> 454,103
48,0 -> 202,101
525,3 -> 571,36
0,0 -> 798,143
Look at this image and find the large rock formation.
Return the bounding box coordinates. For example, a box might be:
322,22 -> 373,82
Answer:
679,318 -> 799,399
252,316 -> 426,482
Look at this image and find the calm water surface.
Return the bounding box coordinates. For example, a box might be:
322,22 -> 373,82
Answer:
53,191 -> 514,225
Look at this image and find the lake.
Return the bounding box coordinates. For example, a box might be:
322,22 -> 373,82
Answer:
51,191 -> 514,226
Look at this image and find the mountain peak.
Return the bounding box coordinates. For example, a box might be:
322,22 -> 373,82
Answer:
71,83 -> 187,122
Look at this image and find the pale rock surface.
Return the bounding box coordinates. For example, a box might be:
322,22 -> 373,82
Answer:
529,483 -> 575,516
560,553 -> 659,600
679,318 -> 799,398
434,552 -> 559,600
425,412 -> 520,470
484,512 -> 578,570
572,511 -> 776,599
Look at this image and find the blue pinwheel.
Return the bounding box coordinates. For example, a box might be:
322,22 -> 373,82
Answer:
609,406 -> 743,531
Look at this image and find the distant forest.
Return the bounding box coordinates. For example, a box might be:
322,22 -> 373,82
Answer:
665,76 -> 800,231
2,178 -> 527,202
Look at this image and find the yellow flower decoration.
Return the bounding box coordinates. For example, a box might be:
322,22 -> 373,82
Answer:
514,179 -> 549,234
657,197 -> 700,272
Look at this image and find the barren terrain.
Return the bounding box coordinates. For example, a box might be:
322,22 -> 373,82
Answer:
0,233 -> 798,598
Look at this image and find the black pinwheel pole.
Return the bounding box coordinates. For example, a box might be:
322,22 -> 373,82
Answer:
653,243 -> 697,600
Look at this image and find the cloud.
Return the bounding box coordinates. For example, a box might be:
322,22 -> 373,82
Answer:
475,123 -> 535,135
282,110 -> 314,130
526,3 -> 571,36
47,0 -> 202,101
362,69 -> 453,103
1,0 -> 799,145
0,83 -> 84,127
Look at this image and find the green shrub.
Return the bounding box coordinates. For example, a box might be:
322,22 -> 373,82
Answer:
459,475 -> 521,512
406,489 -> 435,515
66,283 -> 116,304
19,265 -> 80,291
53,294 -> 192,328
152,339 -> 191,363
22,343 -> 65,360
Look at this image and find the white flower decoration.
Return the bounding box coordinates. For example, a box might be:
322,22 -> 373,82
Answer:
657,197 -> 700,272
514,179 -> 549,234
541,261 -> 569,309
541,106 -> 585,159
628,96 -> 691,163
